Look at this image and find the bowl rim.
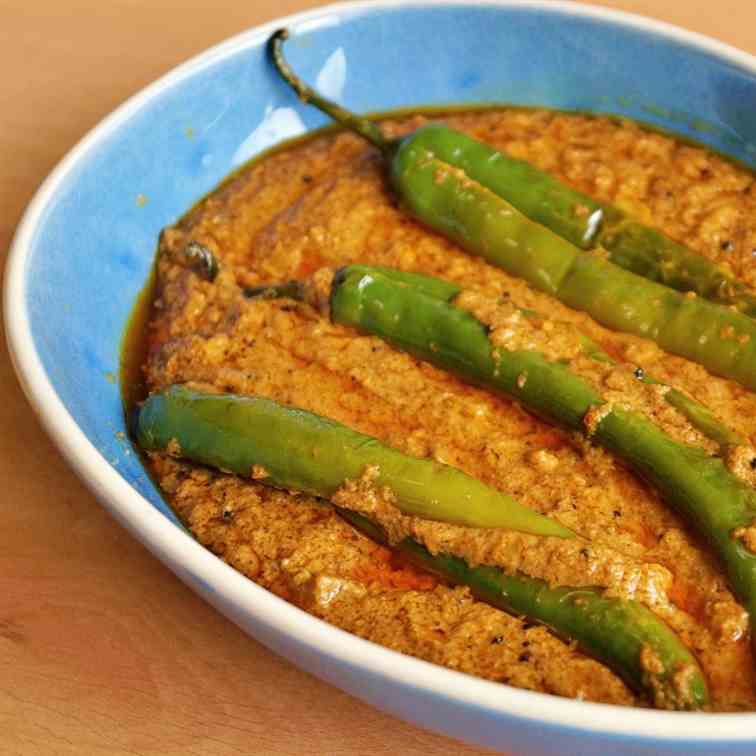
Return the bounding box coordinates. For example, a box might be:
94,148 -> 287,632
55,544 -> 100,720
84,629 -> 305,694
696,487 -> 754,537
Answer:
7,0 -> 756,742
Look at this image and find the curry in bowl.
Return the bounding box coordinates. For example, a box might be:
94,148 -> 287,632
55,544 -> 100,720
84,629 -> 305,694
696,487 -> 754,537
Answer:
130,32 -> 756,711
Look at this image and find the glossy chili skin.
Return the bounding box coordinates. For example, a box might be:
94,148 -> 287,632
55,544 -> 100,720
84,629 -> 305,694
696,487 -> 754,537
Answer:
136,385 -> 573,537
401,123 -> 611,249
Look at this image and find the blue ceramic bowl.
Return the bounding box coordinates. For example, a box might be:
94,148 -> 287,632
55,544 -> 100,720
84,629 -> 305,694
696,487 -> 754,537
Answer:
7,2 -> 756,752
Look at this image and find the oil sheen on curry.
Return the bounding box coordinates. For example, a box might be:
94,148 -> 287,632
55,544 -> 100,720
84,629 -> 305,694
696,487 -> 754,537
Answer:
132,36 -> 756,712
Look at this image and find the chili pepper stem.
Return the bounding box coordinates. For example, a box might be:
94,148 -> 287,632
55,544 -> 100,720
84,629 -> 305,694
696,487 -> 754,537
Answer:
243,280 -> 305,301
268,29 -> 394,156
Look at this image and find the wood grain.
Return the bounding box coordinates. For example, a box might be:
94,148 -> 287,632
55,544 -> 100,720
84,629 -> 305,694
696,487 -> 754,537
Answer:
1,2 -> 754,754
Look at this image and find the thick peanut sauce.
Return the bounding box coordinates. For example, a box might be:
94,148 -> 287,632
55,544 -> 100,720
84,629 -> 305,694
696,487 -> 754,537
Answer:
142,109 -> 756,709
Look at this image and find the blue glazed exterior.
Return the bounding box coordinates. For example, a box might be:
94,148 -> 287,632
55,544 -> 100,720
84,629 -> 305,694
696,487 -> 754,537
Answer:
10,3 -> 756,753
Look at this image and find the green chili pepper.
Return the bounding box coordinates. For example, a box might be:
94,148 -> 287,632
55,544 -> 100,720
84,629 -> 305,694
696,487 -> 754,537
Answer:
136,385 -> 572,537
328,266 -> 756,636
135,383 -> 707,709
406,124 -> 756,316
367,266 -> 747,449
340,509 -> 708,710
268,30 -> 756,391
246,265 -> 745,449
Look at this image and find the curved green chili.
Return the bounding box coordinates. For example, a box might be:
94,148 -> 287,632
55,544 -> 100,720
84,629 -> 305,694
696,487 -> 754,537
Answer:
268,30 -> 756,390
247,267 -> 745,449
341,509 -> 708,711
137,385 -> 572,537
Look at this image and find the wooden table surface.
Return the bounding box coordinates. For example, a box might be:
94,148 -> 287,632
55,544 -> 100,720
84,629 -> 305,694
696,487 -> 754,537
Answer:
2,1 -> 755,754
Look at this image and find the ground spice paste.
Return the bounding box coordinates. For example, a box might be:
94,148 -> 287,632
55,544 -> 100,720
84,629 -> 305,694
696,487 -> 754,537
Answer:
140,109 -> 756,709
